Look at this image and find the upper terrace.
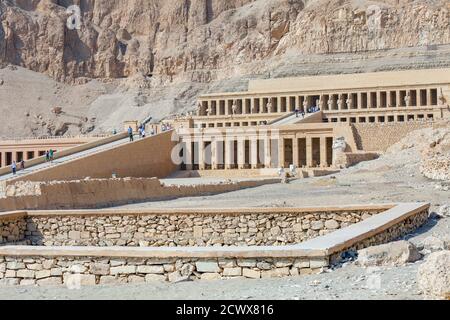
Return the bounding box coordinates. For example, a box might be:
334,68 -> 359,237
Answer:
192,68 -> 450,128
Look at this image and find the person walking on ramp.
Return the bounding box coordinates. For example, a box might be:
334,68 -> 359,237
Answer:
128,126 -> 134,142
12,161 -> 17,175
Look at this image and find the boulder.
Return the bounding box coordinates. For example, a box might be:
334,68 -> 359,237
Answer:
417,251 -> 450,299
356,241 -> 422,267
419,236 -> 450,254
437,205 -> 450,218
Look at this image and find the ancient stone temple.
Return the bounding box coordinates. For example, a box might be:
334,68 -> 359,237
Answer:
173,68 -> 450,171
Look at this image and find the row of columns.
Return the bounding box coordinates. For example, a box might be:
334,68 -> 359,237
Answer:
0,150 -> 41,168
198,88 -> 440,116
182,136 -> 332,170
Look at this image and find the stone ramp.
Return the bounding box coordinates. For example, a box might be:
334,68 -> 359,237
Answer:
0,133 -> 130,182
270,111 -> 323,126
0,131 -> 178,186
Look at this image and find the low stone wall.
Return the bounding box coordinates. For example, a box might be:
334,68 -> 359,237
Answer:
0,177 -> 280,211
330,208 -> 429,263
0,255 -> 330,287
333,152 -> 379,169
0,203 -> 430,287
0,207 -> 385,247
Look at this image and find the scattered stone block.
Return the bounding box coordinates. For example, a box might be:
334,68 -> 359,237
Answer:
357,240 -> 422,267
417,250 -> 450,299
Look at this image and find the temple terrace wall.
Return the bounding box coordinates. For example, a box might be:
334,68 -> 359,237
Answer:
352,121 -> 435,152
0,206 -> 388,247
0,178 -> 280,212
0,203 -> 429,286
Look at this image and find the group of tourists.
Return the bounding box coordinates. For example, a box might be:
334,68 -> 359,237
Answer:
11,159 -> 25,175
45,149 -> 55,162
294,106 -> 321,118
161,123 -> 172,132
128,124 -> 157,142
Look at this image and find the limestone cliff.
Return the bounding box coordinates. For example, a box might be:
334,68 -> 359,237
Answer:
0,0 -> 449,137
1,0 -> 449,84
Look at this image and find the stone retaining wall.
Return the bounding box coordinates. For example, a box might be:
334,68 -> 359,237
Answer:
352,122 -> 433,152
0,208 -> 384,247
0,177 -> 280,211
0,203 -> 430,287
330,208 -> 429,263
0,255 -> 329,287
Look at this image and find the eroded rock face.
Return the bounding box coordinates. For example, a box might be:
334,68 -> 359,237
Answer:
417,250 -> 450,299
0,0 -> 449,84
356,240 -> 422,267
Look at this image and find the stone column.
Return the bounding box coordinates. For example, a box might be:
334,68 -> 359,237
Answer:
387,91 -> 393,108
264,135 -> 271,168
278,138 -> 285,168
320,137 -> 328,167
198,140 -> 206,170
295,96 -> 299,111
250,98 -> 255,114
427,89 -> 433,106
237,137 -> 246,169
0,152 -> 5,168
277,97 -> 282,113
260,98 -> 265,114
207,100 -> 212,116
377,91 -> 382,108
293,137 -> 299,167
396,91 -> 401,107
306,137 -> 313,168
250,138 -> 258,169
225,138 -> 234,169
211,139 -> 218,170
184,138 -> 193,170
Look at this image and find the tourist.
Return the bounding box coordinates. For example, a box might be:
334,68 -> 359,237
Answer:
112,128 -> 117,135
138,125 -> 143,138
49,149 -> 54,162
12,161 -> 16,175
20,159 -> 25,170
301,111 -> 305,118
45,150 -> 50,162
141,128 -> 146,138
128,126 -> 134,142
295,108 -> 300,118
150,128 -> 155,136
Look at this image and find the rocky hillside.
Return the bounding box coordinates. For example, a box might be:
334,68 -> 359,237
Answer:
0,0 -> 449,137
